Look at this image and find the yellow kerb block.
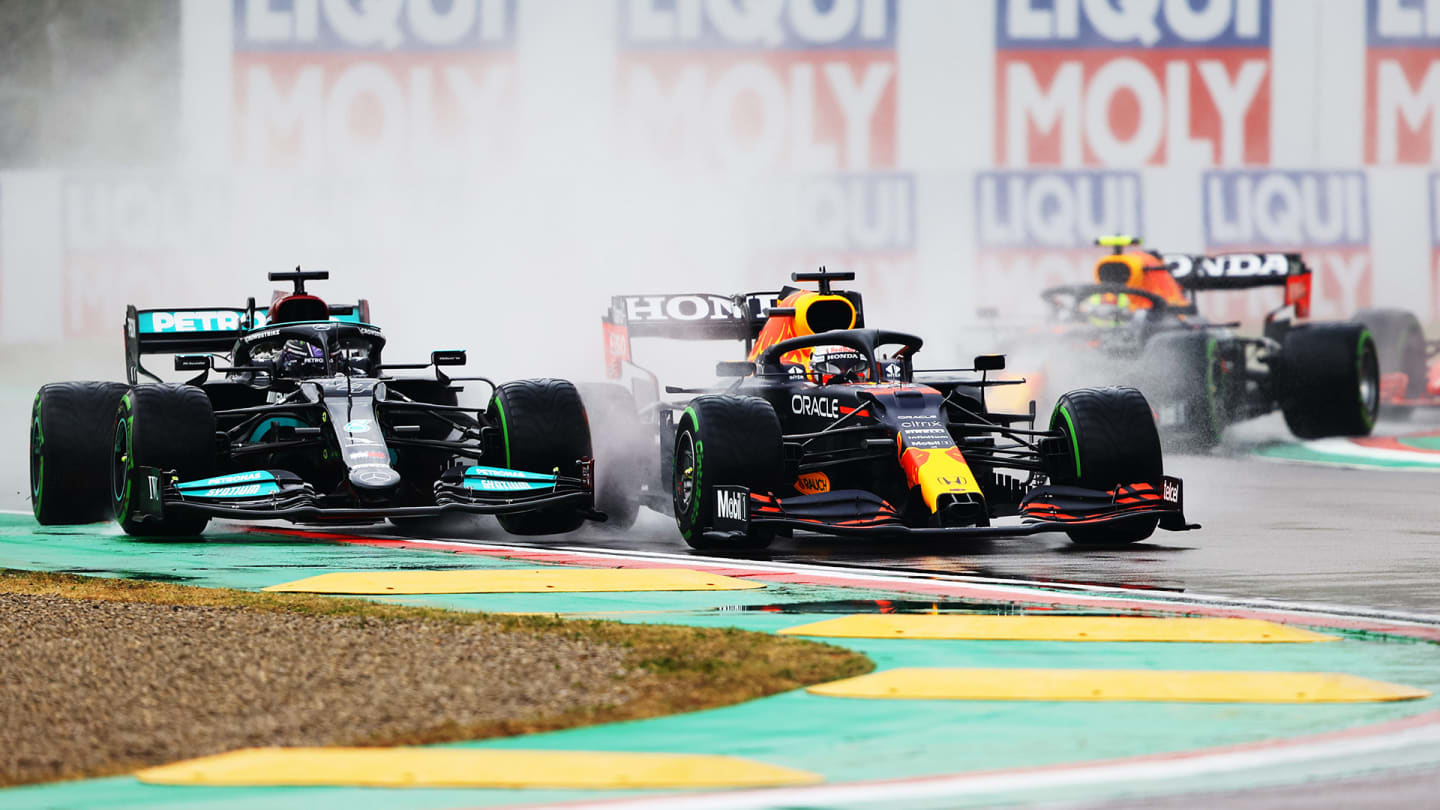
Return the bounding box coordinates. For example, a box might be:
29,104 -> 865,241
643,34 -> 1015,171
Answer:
808,668 -> 1430,703
778,615 -> 1337,643
135,747 -> 822,789
262,568 -> 764,595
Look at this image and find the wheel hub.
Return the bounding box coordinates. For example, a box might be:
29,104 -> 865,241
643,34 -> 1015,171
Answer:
675,432 -> 696,511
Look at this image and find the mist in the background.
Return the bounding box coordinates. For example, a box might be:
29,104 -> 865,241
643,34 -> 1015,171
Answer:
2,0 -> 1439,509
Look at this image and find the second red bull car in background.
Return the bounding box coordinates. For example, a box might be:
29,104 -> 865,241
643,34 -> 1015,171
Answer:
999,236 -> 1380,450
589,268 -> 1194,550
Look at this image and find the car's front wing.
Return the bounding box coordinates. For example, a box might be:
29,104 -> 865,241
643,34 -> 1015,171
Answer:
705,477 -> 1195,539
123,465 -> 599,525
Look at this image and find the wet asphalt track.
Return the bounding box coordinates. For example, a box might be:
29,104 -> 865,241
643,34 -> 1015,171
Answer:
5,394 -> 1434,613
381,413 -> 1440,616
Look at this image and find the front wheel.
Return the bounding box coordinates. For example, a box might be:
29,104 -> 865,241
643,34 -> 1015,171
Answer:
1276,324 -> 1379,439
31,381 -> 130,525
112,385 -> 215,538
1049,386 -> 1163,545
489,378 -> 592,536
672,395 -> 783,551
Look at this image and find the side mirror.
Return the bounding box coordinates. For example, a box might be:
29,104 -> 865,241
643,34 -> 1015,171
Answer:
431,350 -> 466,367
174,355 -> 212,371
974,354 -> 1005,372
715,360 -> 753,378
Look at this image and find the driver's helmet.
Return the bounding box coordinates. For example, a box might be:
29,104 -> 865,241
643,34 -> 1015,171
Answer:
810,345 -> 870,384
278,338 -> 327,377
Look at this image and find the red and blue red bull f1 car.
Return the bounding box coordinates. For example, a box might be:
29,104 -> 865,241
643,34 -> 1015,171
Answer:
590,268 -> 1195,550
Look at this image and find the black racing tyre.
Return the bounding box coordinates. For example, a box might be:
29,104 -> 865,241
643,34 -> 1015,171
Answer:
1276,324 -> 1379,439
578,383 -> 649,531
112,384 -> 216,538
672,395 -> 783,551
1137,332 -> 1228,451
30,381 -> 130,525
1354,308 -> 1426,419
1049,386 -> 1163,545
489,378 -> 592,536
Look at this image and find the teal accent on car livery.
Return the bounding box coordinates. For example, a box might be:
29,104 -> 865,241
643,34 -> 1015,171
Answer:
461,466 -> 556,492
249,417 -> 307,443
138,310 -> 372,334
176,471 -> 282,498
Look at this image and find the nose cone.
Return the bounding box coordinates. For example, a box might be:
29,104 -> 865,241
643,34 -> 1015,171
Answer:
349,465 -> 401,492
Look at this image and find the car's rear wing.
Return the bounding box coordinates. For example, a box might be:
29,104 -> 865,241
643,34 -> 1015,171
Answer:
1163,252 -> 1312,318
123,300 -> 369,384
601,293 -> 765,380
600,288 -> 866,379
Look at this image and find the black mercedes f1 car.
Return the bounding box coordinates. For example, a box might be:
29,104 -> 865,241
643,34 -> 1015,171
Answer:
589,268 -> 1194,550
1002,237 -> 1379,449
30,269 -> 598,538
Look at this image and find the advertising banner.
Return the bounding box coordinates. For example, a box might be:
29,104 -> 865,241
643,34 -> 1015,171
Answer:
61,175 -> 235,339
231,0 -> 517,169
994,0 -> 1271,167
747,171 -> 915,287
616,0 -> 898,171
973,169 -> 1143,311
1366,0 -> 1440,164
1202,169 -> 1370,321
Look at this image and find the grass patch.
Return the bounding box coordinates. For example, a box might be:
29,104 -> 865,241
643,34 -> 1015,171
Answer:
0,569 -> 872,787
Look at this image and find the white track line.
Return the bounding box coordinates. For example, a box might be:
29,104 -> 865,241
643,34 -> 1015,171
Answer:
505,721 -> 1440,810
364,530 -> 1440,628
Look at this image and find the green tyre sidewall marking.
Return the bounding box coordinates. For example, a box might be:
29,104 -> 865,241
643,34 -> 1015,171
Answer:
494,398 -> 511,468
679,407 -> 703,540
1055,403 -> 1081,479
30,393 -> 43,516
1358,329 -> 1376,431
114,395 -> 133,523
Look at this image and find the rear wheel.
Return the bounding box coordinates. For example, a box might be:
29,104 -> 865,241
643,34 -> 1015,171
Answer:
1277,324 -> 1379,439
31,381 -> 130,525
1049,386 -> 1163,545
489,378 -> 592,536
672,395 -> 783,551
112,384 -> 216,538
1354,308 -> 1426,419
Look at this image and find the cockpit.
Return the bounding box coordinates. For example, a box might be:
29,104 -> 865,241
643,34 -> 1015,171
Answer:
237,325 -> 385,380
